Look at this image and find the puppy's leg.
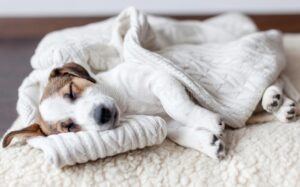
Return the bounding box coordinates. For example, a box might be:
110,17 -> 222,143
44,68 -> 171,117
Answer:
152,77 -> 224,135
252,96 -> 297,124
247,112 -> 276,124
262,78 -> 284,113
255,76 -> 299,123
167,120 -> 226,160
272,75 -> 299,122
281,74 -> 300,103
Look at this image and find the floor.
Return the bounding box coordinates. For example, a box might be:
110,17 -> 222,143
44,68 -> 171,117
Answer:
0,39 -> 40,136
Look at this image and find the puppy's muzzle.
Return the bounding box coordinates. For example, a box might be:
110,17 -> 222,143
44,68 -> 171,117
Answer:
93,105 -> 118,126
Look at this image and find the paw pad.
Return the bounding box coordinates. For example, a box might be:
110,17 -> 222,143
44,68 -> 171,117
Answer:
262,88 -> 283,113
271,101 -> 278,107
211,135 -> 218,145
274,97 -> 297,122
287,109 -> 295,114
217,143 -> 224,154
273,94 -> 281,100
207,135 -> 226,160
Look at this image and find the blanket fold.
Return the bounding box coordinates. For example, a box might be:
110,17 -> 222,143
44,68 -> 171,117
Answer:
114,8 -> 285,127
28,115 -> 167,168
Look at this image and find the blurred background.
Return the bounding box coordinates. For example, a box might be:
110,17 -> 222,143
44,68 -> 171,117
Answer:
0,0 -> 300,135
1,0 -> 300,16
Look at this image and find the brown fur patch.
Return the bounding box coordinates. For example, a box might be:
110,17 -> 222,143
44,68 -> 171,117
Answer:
2,123 -> 45,148
3,63 -> 95,148
41,75 -> 72,101
49,62 -> 96,83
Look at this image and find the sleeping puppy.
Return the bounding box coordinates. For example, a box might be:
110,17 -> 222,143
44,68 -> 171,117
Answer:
3,62 -> 298,159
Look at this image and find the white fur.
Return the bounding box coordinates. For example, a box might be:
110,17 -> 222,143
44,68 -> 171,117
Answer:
93,61 -> 299,159
74,86 -> 119,131
38,54 -> 297,160
274,96 -> 296,122
39,62 -> 227,159
167,120 -> 226,160
93,63 -> 226,158
39,95 -> 73,123
248,77 -> 298,124
262,78 -> 284,112
39,86 -> 119,131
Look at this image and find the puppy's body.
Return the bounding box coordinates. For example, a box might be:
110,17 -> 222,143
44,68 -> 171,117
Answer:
98,64 -> 165,116
94,62 -> 298,159
101,63 -> 224,129
3,62 -> 297,160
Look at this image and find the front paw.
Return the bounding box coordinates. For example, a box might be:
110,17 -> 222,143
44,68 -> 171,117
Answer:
189,113 -> 225,135
205,135 -> 226,160
206,117 -> 225,136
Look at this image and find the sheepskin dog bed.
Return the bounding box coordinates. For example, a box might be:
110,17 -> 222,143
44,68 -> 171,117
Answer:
1,9 -> 300,186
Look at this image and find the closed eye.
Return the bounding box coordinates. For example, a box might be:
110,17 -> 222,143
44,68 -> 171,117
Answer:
64,82 -> 77,101
66,122 -> 75,132
62,121 -> 78,132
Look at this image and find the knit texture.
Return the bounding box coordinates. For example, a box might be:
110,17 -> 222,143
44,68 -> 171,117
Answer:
27,115 -> 167,168
17,8 -> 285,129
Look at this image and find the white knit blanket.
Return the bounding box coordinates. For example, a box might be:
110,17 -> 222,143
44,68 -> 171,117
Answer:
18,7 -> 285,128
6,7 -> 288,168
27,115 -> 167,168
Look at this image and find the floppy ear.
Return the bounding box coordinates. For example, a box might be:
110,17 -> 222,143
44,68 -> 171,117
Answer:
2,123 -> 45,148
49,62 -> 96,83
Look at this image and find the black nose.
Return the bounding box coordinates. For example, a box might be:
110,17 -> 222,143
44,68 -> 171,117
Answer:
93,105 -> 112,125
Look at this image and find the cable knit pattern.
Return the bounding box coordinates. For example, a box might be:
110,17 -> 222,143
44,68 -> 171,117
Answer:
158,31 -> 285,126
18,7 -> 284,128
26,115 -> 167,168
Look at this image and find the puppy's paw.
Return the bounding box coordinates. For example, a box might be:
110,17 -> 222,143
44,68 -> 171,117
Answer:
205,135 -> 226,160
274,97 -> 296,122
205,115 -> 225,136
191,112 -> 225,135
262,86 -> 283,113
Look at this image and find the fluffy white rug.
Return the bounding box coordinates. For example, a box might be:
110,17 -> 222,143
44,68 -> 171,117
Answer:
1,115 -> 300,186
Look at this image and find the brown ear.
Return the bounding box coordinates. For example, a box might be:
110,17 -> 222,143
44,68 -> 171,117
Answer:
49,62 -> 96,83
2,123 -> 45,148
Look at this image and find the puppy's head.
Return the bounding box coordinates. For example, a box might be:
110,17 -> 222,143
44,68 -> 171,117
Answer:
3,62 -> 120,148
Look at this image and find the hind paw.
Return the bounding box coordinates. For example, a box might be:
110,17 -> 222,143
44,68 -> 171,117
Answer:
274,97 -> 296,122
262,87 -> 283,113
